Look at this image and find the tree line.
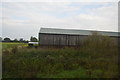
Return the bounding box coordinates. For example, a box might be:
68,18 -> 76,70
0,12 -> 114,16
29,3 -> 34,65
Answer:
0,36 -> 38,43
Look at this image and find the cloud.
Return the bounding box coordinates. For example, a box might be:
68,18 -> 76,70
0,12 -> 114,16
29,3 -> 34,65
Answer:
1,0 -> 119,2
2,2 -> 118,40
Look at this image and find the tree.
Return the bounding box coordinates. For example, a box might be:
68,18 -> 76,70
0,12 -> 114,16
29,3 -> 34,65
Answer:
30,36 -> 38,42
19,38 -> 24,42
13,38 -> 18,42
4,37 -> 11,42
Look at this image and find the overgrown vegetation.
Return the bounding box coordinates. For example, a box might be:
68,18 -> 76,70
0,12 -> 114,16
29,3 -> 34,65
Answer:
2,33 -> 119,78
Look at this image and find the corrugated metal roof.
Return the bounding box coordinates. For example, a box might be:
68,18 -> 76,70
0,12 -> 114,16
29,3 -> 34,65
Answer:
39,28 -> 119,37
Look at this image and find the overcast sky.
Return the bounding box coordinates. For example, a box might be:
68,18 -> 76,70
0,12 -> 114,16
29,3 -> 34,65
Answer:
1,1 -> 118,40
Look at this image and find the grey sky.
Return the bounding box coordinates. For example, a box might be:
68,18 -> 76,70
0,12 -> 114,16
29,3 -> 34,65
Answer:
1,1 -> 118,40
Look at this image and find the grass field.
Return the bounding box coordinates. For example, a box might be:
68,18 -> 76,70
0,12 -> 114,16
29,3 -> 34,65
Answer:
2,34 -> 119,78
2,42 -> 27,50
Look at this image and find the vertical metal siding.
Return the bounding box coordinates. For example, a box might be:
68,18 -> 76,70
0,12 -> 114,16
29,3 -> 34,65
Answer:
39,33 -> 120,46
39,33 -> 87,46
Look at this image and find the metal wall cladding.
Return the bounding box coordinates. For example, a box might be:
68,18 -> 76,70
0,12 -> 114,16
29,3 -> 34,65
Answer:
39,33 -> 120,46
39,33 -> 88,46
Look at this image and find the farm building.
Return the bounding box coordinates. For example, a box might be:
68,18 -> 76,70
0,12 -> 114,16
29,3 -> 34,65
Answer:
39,28 -> 120,46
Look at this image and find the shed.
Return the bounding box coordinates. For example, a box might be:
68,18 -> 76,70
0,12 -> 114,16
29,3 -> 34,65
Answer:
39,28 -> 119,46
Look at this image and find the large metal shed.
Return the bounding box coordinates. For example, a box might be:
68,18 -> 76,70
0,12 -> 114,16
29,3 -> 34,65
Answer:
39,28 -> 119,46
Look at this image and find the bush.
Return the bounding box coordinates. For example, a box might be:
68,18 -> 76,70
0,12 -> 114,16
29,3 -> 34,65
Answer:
82,32 -> 116,49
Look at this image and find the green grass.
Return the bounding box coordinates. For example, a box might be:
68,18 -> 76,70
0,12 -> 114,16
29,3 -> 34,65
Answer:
2,42 -> 27,50
0,42 -> 2,55
37,67 -> 89,78
2,47 -> 118,78
2,34 -> 119,78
